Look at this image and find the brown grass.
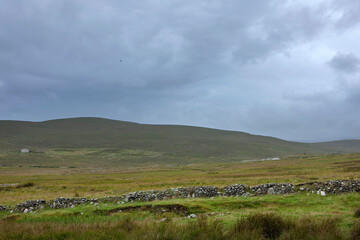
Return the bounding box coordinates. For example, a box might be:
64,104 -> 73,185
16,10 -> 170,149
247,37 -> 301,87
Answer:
0,213 -> 350,240
16,182 -> 34,188
354,207 -> 360,218
1,153 -> 360,205
350,220 -> 360,240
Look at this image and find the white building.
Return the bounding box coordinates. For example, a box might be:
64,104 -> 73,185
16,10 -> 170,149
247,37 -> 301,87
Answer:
21,148 -> 30,153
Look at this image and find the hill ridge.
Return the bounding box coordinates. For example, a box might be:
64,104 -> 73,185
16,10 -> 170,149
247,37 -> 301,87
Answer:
0,117 -> 359,164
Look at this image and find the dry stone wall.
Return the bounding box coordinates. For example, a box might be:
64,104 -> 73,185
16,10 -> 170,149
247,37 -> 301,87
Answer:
223,184 -> 247,196
297,180 -> 360,194
250,183 -> 294,195
1,180 -> 360,213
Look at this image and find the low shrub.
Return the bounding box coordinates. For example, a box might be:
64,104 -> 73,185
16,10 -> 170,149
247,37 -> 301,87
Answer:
350,220 -> 360,240
117,216 -> 136,233
354,207 -> 360,218
280,217 -> 342,240
233,213 -> 289,239
16,182 -> 35,188
231,213 -> 342,240
0,213 -> 348,240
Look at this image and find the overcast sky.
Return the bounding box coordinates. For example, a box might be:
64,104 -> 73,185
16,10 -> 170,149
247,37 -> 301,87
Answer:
1,0 -> 360,142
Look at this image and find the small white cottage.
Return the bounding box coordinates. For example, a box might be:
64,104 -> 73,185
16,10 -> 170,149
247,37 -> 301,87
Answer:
21,148 -> 30,153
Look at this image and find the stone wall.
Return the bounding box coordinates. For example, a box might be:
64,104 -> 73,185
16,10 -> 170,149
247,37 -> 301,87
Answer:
297,180 -> 360,194
1,180 -> 360,213
223,184 -> 247,196
250,183 -> 294,195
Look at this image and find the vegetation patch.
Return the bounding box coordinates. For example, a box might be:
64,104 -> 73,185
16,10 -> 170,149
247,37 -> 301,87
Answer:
354,207 -> 360,218
233,213 -> 290,239
96,204 -> 188,216
0,212 -> 356,239
16,182 -> 35,188
351,220 -> 360,240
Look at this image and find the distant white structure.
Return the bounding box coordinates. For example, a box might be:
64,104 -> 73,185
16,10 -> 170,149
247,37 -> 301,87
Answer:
20,148 -> 30,153
261,157 -> 280,161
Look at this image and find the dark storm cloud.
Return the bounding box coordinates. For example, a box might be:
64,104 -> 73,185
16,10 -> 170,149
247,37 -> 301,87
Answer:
1,0 -> 360,141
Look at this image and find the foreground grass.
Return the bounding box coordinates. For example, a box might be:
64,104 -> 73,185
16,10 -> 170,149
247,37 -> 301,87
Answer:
1,152 -> 360,239
1,193 -> 360,239
1,212 -> 360,239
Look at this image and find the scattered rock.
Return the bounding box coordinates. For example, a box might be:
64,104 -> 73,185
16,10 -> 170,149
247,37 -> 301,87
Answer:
0,204 -> 7,211
0,183 -> 19,188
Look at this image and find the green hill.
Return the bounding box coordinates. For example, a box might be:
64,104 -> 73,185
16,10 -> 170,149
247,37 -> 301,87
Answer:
0,117 -> 359,167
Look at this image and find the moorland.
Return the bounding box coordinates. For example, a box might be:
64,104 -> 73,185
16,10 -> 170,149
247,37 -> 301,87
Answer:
1,118 -> 360,239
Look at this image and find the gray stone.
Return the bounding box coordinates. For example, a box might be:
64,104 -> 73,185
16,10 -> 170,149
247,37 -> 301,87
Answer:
267,187 -> 276,195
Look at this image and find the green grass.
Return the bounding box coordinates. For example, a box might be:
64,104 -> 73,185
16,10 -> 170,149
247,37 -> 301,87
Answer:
1,193 -> 360,239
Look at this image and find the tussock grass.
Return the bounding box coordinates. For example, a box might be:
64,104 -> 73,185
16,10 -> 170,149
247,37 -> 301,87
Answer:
354,207 -> 360,218
233,213 -> 290,239
0,213 -> 354,240
280,218 -> 343,240
16,182 -> 34,188
350,220 -> 360,240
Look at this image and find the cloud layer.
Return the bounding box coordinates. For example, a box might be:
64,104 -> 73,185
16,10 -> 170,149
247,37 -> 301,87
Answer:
1,0 -> 360,141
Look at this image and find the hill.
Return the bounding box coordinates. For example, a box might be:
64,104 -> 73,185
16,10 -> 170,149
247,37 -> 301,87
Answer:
0,117 -> 359,167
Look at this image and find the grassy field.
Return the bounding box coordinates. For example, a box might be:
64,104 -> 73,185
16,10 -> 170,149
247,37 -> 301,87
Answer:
1,152 -> 360,239
1,152 -> 360,205
1,193 -> 360,239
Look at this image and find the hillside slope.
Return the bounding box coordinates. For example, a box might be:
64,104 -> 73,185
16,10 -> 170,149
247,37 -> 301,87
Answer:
1,117 -> 359,162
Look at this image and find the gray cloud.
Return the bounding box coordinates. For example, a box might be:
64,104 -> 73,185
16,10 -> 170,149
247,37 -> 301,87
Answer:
331,0 -> 360,29
1,0 -> 360,142
328,53 -> 360,73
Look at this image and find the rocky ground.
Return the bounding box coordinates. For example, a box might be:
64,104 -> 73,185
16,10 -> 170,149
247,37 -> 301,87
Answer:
1,180 -> 359,214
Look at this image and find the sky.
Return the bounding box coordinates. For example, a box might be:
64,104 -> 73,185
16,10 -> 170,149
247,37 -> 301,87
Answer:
1,0 -> 360,142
